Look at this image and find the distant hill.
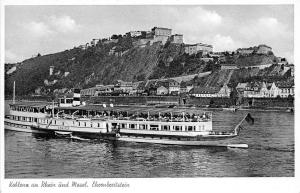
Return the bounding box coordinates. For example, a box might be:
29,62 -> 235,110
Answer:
5,35 -> 290,96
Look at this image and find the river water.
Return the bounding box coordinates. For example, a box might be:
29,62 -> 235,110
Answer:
5,102 -> 294,177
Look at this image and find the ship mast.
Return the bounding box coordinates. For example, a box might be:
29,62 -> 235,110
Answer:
13,81 -> 15,104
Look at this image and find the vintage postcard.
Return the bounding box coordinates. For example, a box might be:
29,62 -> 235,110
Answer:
1,0 -> 298,193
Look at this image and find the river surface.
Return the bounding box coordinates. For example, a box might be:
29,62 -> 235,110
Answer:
5,101 -> 294,177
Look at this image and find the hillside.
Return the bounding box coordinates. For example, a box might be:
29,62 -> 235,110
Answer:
5,35 -> 291,96
235,54 -> 277,67
5,37 -> 210,96
190,64 -> 292,89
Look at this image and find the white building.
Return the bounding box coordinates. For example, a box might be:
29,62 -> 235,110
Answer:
49,66 -> 54,76
185,43 -> 213,55
170,34 -> 183,44
152,27 -> 172,45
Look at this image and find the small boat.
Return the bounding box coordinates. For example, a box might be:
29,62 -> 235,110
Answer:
55,131 -> 72,137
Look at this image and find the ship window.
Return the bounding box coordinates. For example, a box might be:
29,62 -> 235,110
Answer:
78,122 -> 80,126
34,118 -> 37,122
66,99 -> 73,103
62,122 -> 64,126
162,125 -> 170,131
139,124 -> 147,130
150,125 -> 159,130
54,120 -> 56,124
98,123 -> 100,127
84,122 -> 86,127
130,124 -> 136,129
91,123 -> 93,127
175,126 -> 182,131
121,124 -> 126,128
187,126 -> 195,131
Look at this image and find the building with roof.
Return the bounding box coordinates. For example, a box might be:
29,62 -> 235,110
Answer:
157,86 -> 169,95
95,85 -> 115,96
276,82 -> 294,98
152,27 -> 172,45
235,81 -> 293,98
184,43 -> 213,55
167,79 -> 180,93
189,84 -> 231,98
114,80 -> 133,93
268,82 -> 281,98
257,44 -> 272,54
170,34 -> 183,44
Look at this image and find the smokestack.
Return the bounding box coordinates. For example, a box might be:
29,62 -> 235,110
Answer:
72,88 -> 81,106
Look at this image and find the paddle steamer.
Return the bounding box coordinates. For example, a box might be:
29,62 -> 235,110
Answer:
31,104 -> 253,148
5,90 -> 253,148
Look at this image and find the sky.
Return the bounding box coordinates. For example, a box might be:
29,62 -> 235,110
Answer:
5,5 -> 294,63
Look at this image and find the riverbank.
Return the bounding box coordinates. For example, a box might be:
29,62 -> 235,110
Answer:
5,99 -> 293,113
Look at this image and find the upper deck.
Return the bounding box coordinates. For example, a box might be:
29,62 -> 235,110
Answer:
7,102 -> 212,123
58,104 -> 212,123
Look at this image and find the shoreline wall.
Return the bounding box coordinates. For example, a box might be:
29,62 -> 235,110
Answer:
6,95 -> 294,108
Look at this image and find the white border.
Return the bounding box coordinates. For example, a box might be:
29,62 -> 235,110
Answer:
1,0 -> 298,193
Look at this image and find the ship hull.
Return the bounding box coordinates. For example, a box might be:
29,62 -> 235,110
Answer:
5,123 -> 48,134
31,126 -> 116,140
117,136 -> 243,147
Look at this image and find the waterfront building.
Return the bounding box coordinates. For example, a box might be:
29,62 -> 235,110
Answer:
157,86 -> 169,95
190,87 -> 220,98
189,85 -> 231,98
95,85 -> 115,96
179,82 -> 188,94
168,79 -> 180,94
235,81 -> 292,98
268,82 -> 281,98
114,80 -> 133,93
277,83 -> 294,98
259,82 -> 269,97
217,84 -> 231,97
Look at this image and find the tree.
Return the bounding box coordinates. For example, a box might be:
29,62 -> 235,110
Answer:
111,34 -> 118,39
